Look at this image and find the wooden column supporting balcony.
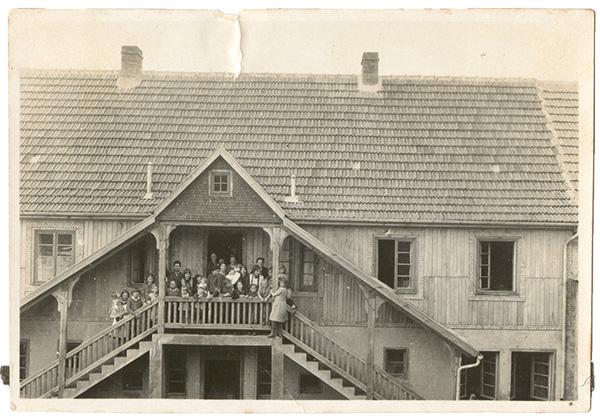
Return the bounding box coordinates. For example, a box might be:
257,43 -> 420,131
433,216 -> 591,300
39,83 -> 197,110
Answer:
271,337 -> 285,399
51,276 -> 79,398
263,226 -> 289,288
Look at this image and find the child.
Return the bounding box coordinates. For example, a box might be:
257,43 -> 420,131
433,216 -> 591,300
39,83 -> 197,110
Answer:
258,277 -> 271,325
220,275 -> 233,297
126,289 -> 143,316
120,289 -> 130,312
247,283 -> 258,298
249,266 -> 263,290
166,279 -> 181,297
146,285 -> 158,304
268,279 -> 290,338
181,285 -> 191,299
142,273 -> 157,300
195,276 -> 211,299
258,277 -> 271,302
239,265 -> 250,293
109,292 -> 125,324
231,280 -> 246,299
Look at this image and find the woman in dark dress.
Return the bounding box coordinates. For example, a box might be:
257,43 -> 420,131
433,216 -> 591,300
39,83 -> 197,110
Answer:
207,252 -> 220,276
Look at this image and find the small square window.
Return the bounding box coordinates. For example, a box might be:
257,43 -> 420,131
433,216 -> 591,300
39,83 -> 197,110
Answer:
34,231 -> 76,284
478,241 -> 515,292
384,348 -> 408,378
209,171 -> 232,196
299,374 -> 322,394
377,239 -> 415,291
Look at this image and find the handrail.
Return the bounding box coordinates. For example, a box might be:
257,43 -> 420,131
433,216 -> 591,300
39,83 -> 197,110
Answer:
20,301 -> 159,398
65,301 -> 158,359
284,307 -> 421,400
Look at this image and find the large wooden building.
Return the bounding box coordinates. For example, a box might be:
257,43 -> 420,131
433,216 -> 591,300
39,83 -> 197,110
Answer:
18,46 -> 579,401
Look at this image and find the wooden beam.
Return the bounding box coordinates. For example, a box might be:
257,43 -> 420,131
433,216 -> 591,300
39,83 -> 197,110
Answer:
51,288 -> 69,398
366,290 -> 376,400
271,338 -> 285,399
243,347 -> 258,399
148,340 -> 163,399
263,227 -> 289,288
152,224 -> 175,334
156,333 -> 272,347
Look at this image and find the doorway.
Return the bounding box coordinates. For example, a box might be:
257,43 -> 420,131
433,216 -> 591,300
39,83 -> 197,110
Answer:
204,359 -> 241,399
207,231 -> 244,266
510,352 -> 552,401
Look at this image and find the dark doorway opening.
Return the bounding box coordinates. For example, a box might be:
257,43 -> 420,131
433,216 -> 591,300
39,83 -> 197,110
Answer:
204,359 -> 241,399
377,239 -> 395,288
207,231 -> 244,266
511,352 -> 552,401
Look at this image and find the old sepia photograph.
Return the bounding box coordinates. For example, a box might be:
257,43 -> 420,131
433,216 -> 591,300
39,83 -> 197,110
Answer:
6,7 -> 594,413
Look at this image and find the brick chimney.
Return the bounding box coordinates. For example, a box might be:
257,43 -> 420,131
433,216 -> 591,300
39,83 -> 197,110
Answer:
359,52 -> 382,92
117,46 -> 143,89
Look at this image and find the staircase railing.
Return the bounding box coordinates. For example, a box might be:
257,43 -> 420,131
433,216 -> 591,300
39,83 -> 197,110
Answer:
165,297 -> 272,328
20,301 -> 159,399
283,309 -> 421,400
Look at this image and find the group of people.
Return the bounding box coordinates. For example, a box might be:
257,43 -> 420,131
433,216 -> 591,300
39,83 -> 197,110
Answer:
108,254 -> 295,337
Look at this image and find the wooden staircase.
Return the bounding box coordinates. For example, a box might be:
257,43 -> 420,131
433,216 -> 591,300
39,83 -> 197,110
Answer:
280,343 -> 367,399
62,340 -> 153,398
20,301 -> 159,399
282,309 -> 421,400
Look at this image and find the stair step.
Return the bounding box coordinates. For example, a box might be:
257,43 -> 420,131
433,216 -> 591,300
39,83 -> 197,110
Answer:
114,357 -> 127,367
288,352 -> 307,364
88,372 -> 103,382
127,349 -> 140,357
353,395 -> 367,400
101,365 -> 115,375
138,342 -> 153,351
76,379 -> 89,390
329,378 -> 344,388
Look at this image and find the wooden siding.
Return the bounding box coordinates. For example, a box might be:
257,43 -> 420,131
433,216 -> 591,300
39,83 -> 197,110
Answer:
301,225 -> 573,329
82,220 -> 140,257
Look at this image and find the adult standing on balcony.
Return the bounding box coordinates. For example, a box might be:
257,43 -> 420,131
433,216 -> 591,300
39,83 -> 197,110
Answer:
167,260 -> 184,282
268,278 -> 290,338
207,252 -> 220,276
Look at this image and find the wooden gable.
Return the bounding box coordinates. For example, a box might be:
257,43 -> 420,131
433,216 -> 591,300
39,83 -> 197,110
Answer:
157,157 -> 281,224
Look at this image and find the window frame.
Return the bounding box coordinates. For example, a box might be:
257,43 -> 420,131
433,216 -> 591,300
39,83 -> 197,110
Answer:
19,340 -> 30,381
459,351 -> 498,400
375,237 -> 417,293
281,237 -> 318,292
476,238 -> 518,295
383,347 -> 409,379
209,170 -> 233,197
33,230 -> 76,285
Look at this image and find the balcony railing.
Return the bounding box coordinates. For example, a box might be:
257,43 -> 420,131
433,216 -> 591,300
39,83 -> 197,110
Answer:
165,297 -> 273,329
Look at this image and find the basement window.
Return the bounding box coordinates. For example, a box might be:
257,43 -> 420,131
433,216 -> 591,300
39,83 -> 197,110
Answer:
209,170 -> 232,196
384,348 -> 408,379
478,241 -> 515,292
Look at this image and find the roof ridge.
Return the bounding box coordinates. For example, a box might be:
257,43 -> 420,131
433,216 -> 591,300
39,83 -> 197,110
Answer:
18,67 -> 575,87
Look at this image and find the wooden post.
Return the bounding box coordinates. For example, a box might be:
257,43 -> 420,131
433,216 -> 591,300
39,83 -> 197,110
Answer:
271,338 -> 285,399
263,227 -> 288,289
152,224 -> 174,334
148,340 -> 163,398
243,347 -> 258,399
52,288 -> 69,398
366,290 -> 376,400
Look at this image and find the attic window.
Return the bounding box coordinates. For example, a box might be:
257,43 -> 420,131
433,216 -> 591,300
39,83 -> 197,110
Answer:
209,170 -> 232,196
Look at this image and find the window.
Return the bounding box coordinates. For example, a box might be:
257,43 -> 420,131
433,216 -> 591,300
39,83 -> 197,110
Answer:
478,241 -> 515,292
257,347 -> 272,399
299,374 -> 322,394
281,238 -> 318,291
166,346 -> 187,396
34,231 -> 75,283
19,341 -> 29,380
377,239 -> 414,290
384,348 -> 408,378
460,351 -> 498,400
511,352 -> 553,401
209,170 -> 232,196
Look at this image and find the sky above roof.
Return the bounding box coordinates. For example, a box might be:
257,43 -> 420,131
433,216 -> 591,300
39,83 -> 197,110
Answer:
8,9 -> 592,82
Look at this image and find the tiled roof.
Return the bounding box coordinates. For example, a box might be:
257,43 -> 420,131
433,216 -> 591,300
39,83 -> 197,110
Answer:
20,71 -> 578,224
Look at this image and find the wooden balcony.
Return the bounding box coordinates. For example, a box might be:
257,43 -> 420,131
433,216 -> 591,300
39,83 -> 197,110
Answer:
165,297 -> 272,331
